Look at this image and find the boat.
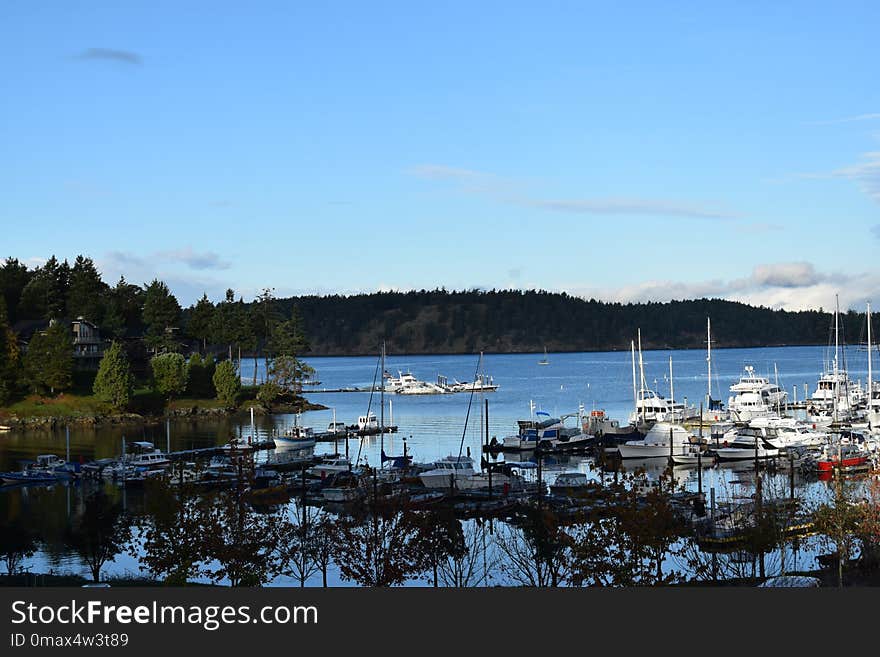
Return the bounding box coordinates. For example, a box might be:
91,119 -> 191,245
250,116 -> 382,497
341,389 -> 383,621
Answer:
220,437 -> 257,453
714,427 -> 780,461
417,455 -> 517,491
275,425 -> 317,448
448,373 -> 499,393
866,302 -> 880,431
670,446 -> 709,466
123,442 -> 171,470
628,332 -> 693,426
727,365 -> 788,421
617,422 -> 693,459
549,472 -> 602,498
502,412 -> 569,450
418,455 -> 479,489
538,347 -> 549,365
1,454 -> 76,484
307,456 -> 353,479
808,443 -> 871,474
384,370 -> 447,395
809,295 -> 866,418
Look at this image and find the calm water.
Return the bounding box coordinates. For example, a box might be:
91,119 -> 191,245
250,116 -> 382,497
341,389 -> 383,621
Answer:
1,344 -> 871,585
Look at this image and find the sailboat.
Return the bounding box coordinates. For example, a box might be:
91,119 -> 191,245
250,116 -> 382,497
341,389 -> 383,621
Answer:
538,347 -> 549,365
867,302 -> 880,431
703,318 -> 729,422
628,330 -> 687,427
809,295 -> 865,424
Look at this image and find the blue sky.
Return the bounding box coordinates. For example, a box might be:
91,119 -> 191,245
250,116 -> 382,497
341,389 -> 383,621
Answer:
2,1 -> 879,310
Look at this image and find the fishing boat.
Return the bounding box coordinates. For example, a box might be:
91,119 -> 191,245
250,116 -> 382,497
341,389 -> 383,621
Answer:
809,443 -> 871,474
275,425 -> 317,448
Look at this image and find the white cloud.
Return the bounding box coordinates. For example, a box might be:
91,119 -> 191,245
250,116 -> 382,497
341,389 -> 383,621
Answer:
566,262 -> 880,311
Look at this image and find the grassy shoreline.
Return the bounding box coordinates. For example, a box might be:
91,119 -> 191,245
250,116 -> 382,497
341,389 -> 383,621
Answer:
0,387 -> 327,428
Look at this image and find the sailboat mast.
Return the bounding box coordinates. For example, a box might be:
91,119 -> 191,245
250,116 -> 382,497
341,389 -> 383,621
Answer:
669,356 -> 675,423
868,301 -> 873,410
638,328 -> 646,390
631,340 -> 638,421
380,341 -> 385,457
706,317 -> 712,406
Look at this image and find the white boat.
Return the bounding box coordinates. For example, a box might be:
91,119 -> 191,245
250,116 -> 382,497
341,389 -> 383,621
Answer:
748,417 -> 827,449
307,457 -> 352,479
866,302 -> 880,430
670,447 -> 708,466
617,422 -> 693,459
417,455 -> 516,490
501,412 -> 575,450
809,296 -> 866,417
715,427 -> 780,461
220,437 -> 257,452
123,442 -> 171,470
384,370 -> 447,395
449,373 -> 499,393
628,332 -> 693,425
727,365 -> 788,421
275,425 -> 317,448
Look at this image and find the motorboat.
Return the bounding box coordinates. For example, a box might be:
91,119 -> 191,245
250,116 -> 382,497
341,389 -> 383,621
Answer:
617,422 -> 693,459
748,417 -> 827,450
384,370 -> 447,395
727,365 -> 788,421
220,437 -> 257,453
448,373 -> 499,393
502,412 -> 578,450
307,456 -> 352,479
418,455 -> 478,489
714,427 -> 780,461
549,472 -> 602,498
123,442 -> 171,470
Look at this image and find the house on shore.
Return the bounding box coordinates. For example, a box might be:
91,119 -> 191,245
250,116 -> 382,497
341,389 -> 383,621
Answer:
13,316 -> 106,371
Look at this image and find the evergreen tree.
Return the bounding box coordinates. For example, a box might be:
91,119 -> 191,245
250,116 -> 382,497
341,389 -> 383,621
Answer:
0,296 -> 20,405
23,320 -> 73,394
186,294 -> 215,354
142,279 -> 181,353
150,352 -> 188,400
212,359 -> 240,407
185,353 -> 216,398
102,276 -> 145,339
93,341 -> 134,411
66,255 -> 108,322
0,257 -> 32,325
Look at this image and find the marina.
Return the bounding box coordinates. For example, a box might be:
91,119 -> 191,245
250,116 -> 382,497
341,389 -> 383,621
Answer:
3,338 -> 879,587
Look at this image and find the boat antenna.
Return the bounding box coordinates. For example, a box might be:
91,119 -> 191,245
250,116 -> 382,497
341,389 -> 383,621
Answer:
457,352 -> 483,461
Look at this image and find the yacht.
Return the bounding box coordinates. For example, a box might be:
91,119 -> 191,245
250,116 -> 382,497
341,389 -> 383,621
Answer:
748,417 -> 827,450
628,388 -> 689,426
617,422 -> 693,459
714,427 -> 780,461
727,365 -> 788,421
449,373 -> 499,393
418,455 -> 516,491
384,370 -> 447,395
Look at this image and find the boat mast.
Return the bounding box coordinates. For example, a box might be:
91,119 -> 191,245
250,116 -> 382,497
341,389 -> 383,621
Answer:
868,301 -> 873,414
669,355 -> 675,423
706,317 -> 712,409
380,341 -> 385,458
637,328 -> 646,390
631,340 -> 638,422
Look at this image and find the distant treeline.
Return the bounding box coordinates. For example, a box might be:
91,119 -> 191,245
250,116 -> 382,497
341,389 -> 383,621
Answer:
276,290 -> 860,355
0,256 -> 867,358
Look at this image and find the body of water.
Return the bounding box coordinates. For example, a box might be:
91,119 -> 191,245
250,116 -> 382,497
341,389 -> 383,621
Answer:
1,344 -> 871,586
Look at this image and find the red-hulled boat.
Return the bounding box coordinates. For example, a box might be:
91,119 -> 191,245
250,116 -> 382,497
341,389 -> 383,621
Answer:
815,448 -> 869,473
